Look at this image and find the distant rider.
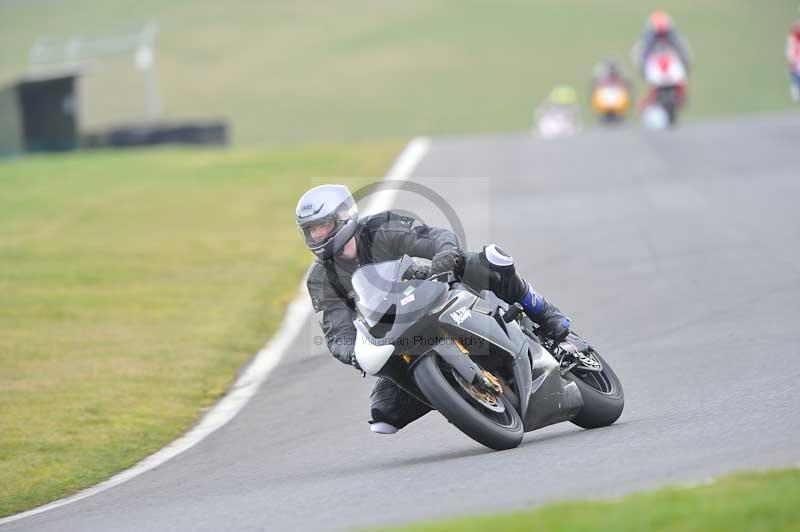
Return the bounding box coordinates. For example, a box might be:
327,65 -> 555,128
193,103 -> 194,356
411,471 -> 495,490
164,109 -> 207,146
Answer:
786,19 -> 800,102
632,11 -> 691,109
296,184 -> 572,435
590,59 -> 633,96
632,11 -> 692,75
592,59 -> 631,92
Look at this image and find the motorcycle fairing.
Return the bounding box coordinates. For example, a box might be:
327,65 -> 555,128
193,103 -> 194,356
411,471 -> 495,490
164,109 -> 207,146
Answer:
352,256 -> 448,341
438,290 -> 522,357
353,321 -> 395,376
439,287 -> 582,432
524,342 -> 583,432
350,257 -> 583,432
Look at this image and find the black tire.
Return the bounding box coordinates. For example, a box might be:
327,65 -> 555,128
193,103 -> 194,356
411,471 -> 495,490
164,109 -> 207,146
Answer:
658,87 -> 678,126
666,106 -> 677,126
564,351 -> 624,429
413,355 -> 523,451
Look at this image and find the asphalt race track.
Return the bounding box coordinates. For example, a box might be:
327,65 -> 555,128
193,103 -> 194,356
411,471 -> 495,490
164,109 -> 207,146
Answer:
5,112 -> 800,531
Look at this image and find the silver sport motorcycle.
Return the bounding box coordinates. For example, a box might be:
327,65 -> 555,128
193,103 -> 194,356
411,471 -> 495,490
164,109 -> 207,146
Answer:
353,255 -> 624,451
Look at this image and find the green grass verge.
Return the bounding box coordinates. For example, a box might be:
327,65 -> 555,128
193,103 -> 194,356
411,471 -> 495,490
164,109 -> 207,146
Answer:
375,469 -> 800,532
0,140 -> 402,517
0,1 -> 795,144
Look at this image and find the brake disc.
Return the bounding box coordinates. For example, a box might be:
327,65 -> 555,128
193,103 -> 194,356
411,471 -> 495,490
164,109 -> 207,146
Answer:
576,350 -> 602,371
452,370 -> 506,413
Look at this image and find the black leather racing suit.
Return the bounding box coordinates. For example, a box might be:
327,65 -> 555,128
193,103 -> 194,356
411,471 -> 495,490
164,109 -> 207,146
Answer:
307,211 -> 530,429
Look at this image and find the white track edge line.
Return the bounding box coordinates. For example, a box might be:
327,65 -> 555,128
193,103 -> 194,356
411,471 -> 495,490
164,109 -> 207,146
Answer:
0,136 -> 431,526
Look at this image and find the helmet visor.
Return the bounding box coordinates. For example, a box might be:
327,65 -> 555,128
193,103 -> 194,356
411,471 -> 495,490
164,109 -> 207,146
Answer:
299,216 -> 339,248
297,201 -> 357,250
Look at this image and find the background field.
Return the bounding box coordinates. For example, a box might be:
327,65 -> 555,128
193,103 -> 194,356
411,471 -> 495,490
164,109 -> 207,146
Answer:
0,141 -> 400,516
0,0 -> 796,144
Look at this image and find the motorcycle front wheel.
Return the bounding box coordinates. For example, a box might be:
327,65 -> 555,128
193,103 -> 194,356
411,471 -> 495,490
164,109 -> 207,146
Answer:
413,355 -> 524,451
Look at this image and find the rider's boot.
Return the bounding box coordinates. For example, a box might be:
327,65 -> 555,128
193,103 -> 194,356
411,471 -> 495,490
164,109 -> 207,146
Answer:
368,378 -> 432,434
518,281 -> 571,340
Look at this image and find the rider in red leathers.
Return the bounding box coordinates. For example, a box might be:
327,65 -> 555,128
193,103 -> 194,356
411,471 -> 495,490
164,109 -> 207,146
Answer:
787,20 -> 800,102
632,11 -> 692,110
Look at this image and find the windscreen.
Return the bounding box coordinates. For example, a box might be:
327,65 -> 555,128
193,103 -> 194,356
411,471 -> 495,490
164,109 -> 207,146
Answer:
352,259 -> 402,327
351,256 -> 448,339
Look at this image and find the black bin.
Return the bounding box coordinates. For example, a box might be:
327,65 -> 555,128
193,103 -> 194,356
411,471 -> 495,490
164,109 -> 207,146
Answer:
16,73 -> 79,152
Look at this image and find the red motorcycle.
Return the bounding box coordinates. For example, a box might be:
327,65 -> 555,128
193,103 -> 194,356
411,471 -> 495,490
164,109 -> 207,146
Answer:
641,47 -> 688,128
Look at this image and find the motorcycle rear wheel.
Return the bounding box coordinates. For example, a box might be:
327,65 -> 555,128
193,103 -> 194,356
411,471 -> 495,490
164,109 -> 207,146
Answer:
413,355 -> 524,451
564,350 -> 624,429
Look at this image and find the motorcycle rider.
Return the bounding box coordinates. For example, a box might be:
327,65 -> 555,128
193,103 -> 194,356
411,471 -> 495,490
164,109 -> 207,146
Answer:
632,11 -> 692,75
787,19 -> 800,102
632,11 -> 691,109
589,58 -> 633,118
590,58 -> 632,94
297,184 -> 572,435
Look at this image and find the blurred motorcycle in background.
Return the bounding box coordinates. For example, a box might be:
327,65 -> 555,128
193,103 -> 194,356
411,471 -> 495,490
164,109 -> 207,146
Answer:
790,60 -> 800,103
590,59 -> 632,124
787,20 -> 800,103
534,85 -> 582,138
641,46 -> 688,129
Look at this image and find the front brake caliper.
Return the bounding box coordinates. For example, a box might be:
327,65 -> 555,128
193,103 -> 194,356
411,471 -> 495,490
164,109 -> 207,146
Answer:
478,370 -> 503,395
557,340 -> 603,374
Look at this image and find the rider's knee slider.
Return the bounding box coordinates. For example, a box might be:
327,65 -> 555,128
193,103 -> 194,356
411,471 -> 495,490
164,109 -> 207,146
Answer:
479,244 -> 527,301
482,244 -> 515,272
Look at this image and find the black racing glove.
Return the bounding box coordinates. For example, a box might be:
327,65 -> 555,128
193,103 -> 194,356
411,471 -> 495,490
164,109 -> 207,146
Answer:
403,257 -> 432,280
539,314 -> 571,341
430,248 -> 465,278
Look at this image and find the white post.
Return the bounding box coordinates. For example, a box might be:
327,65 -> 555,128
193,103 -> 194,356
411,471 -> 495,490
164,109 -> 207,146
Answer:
66,37 -> 81,68
135,23 -> 161,121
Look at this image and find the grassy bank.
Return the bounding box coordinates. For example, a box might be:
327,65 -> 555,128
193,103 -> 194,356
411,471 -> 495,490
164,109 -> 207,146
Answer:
0,140 -> 401,517
376,469 -> 800,532
0,1 -> 795,143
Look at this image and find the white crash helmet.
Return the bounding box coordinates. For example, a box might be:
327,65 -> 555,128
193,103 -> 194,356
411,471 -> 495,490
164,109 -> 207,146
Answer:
295,184 -> 358,260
